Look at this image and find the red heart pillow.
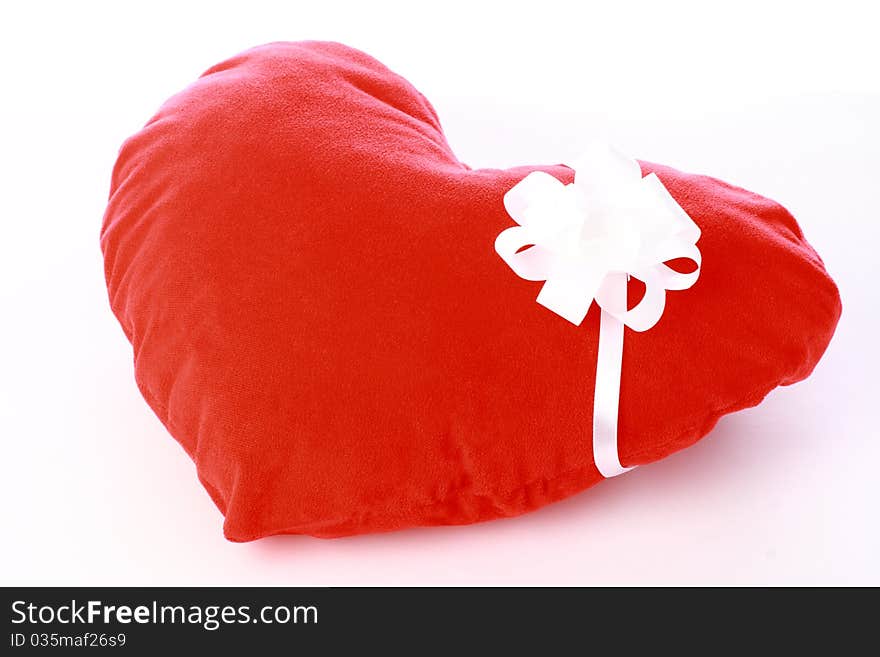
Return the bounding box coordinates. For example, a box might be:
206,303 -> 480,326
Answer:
101,41 -> 841,541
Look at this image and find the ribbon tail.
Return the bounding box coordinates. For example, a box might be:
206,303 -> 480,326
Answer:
592,272 -> 635,478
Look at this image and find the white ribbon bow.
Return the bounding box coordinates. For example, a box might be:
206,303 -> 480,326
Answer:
494,144 -> 702,477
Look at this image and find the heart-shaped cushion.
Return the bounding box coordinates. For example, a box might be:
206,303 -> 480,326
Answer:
101,41 -> 841,541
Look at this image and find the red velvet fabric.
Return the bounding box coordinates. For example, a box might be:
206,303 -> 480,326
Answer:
101,41 -> 841,541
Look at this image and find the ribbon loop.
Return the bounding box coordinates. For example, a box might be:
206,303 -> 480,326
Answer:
494,144 -> 702,477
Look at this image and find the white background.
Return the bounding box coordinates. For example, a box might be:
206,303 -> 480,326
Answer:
1,1 -> 877,585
